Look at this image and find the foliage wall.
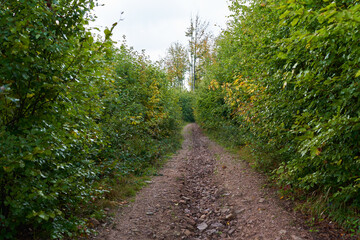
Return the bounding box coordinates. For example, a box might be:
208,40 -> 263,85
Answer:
196,0 -> 360,229
0,1 -> 182,238
99,44 -> 182,178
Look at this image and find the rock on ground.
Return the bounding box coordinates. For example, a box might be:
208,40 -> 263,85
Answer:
92,124 -> 355,240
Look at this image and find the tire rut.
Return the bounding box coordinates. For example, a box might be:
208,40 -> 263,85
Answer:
176,125 -> 237,239
93,123 -> 356,240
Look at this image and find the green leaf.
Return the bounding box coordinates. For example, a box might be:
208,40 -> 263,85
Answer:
104,28 -> 111,39
291,18 -> 299,26
49,212 -> 56,219
277,52 -> 287,59
23,154 -> 33,161
355,70 -> 360,78
280,10 -> 290,19
19,161 -> 25,168
299,128 -> 307,132
38,211 -> 49,221
33,147 -> 44,154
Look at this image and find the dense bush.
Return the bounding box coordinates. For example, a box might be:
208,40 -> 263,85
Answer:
98,44 -> 182,178
196,0 -> 360,230
0,1 -> 109,238
0,1 -> 182,239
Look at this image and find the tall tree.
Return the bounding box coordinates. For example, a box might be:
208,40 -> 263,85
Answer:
185,15 -> 211,91
164,42 -> 188,88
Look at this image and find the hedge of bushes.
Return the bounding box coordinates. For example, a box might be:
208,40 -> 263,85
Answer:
0,1 -> 182,238
196,0 -> 360,231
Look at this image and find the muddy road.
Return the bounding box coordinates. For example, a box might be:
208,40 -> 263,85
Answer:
94,124 -> 353,240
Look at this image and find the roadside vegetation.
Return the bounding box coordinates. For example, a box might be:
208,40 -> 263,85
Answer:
2,0 -> 359,238
0,1 -> 192,239
195,0 -> 360,234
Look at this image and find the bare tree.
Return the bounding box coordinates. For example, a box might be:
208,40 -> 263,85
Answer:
185,15 -> 211,91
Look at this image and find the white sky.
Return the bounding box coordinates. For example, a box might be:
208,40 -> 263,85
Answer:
90,0 -> 231,61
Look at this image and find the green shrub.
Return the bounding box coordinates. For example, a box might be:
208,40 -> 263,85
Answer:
98,44 -> 182,178
196,0 -> 360,231
0,1 -> 182,239
0,0 -> 111,238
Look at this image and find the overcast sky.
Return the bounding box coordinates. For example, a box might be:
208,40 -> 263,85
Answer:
90,0 -> 231,61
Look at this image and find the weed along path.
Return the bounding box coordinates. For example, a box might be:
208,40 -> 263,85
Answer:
94,124 -> 352,240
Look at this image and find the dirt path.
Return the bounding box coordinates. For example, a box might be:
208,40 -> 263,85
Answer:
94,123 -> 353,240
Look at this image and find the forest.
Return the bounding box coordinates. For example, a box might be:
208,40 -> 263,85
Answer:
1,0 -> 359,239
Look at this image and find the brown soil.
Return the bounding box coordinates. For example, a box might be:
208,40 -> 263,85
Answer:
93,123 -> 357,240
